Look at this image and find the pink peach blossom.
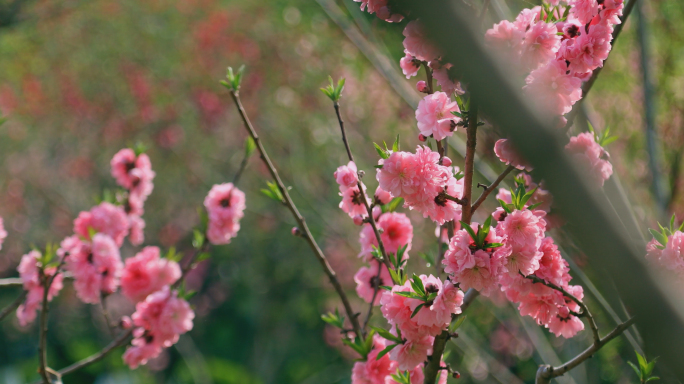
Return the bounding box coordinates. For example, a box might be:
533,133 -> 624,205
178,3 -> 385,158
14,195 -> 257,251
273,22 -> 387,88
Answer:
204,183 -> 246,245
354,262 -> 392,305
415,92 -> 461,141
334,161 -> 359,191
121,246 -> 181,303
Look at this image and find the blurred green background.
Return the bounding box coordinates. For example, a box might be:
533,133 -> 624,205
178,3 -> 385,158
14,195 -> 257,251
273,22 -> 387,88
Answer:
0,0 -> 681,382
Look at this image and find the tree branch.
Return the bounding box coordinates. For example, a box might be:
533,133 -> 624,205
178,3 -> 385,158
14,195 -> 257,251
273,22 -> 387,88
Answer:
0,290 -> 26,321
227,89 -> 363,340
525,274 -> 600,345
423,289 -> 479,383
470,165 -> 514,214
536,317 -> 636,384
332,101 -> 391,271
38,260 -> 65,384
460,102 -> 478,224
0,277 -> 23,287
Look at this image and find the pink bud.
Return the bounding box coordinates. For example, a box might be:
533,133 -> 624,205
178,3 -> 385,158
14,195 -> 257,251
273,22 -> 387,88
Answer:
353,215 -> 364,226
120,316 -> 132,329
291,227 -> 301,236
418,134 -> 427,142
372,206 -> 382,220
376,6 -> 390,20
442,156 -> 452,167
416,80 -> 428,93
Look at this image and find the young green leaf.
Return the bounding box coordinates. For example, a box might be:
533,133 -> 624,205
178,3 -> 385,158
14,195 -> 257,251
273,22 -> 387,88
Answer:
376,343 -> 398,360
392,134 -> 400,152
374,142 -> 390,159
410,303 -> 426,318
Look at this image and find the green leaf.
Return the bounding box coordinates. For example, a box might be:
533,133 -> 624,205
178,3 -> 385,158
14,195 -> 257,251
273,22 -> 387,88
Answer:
645,377 -> 660,382
371,326 -> 403,343
485,242 -> 504,248
460,221 -> 478,243
450,315 -> 467,332
244,137 -> 256,157
376,343 -> 398,360
195,252 -> 211,263
321,309 -> 345,328
627,361 -> 641,379
386,197 -> 404,212
419,252 -> 435,266
374,164 -> 384,169
374,142 -> 390,159
410,303 -> 426,318
648,228 -> 668,247
392,134 -> 400,152
396,244 -> 408,262
380,285 -> 393,291
192,229 -> 206,249
411,274 -> 425,295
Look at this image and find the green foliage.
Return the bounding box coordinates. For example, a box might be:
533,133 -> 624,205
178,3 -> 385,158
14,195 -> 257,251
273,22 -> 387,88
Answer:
382,197 -> 404,213
499,179 -> 537,213
628,351 -> 659,383
320,76 -> 345,102
220,65 -> 245,92
390,370 -> 412,384
648,213 -> 683,248
341,330 -> 375,360
587,120 -> 619,147
244,136 -> 256,158
459,215 -> 503,250
321,308 -> 345,329
261,181 -> 285,203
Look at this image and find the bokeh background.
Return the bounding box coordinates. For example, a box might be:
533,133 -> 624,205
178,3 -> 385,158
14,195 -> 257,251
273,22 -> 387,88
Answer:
0,0 -> 681,382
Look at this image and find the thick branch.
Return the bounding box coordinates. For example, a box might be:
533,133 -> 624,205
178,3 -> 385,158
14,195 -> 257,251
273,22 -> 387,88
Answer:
423,289 -> 479,384
470,165 -> 514,214
536,317 -> 636,384
525,274 -> 599,345
0,290 -> 26,321
228,90 -> 363,339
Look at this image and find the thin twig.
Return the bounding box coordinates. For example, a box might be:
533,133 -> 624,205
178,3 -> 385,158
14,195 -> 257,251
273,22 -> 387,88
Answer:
470,165 -> 515,214
536,317 -> 636,383
362,260 -> 384,331
173,243 -> 211,289
38,259 -> 64,384
332,101 -> 391,270
0,277 -> 23,287
227,89 -> 363,340
52,329 -> 133,380
444,194 -> 468,205
0,291 -> 26,321
525,274 -> 600,345
232,148 -> 251,185
460,102 -> 478,224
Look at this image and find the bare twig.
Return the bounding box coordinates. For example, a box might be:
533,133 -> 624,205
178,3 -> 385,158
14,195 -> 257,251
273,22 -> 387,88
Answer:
52,329 -> 133,379
227,89 -> 363,340
525,274 -> 600,345
536,317 -> 636,384
444,194 -> 468,205
470,165 -> 515,214
0,277 -> 23,287
0,290 -> 26,321
332,101 -> 391,270
362,260 -> 384,331
460,102 -> 478,224
232,147 -> 251,185
38,259 -> 65,384
173,243 -> 211,289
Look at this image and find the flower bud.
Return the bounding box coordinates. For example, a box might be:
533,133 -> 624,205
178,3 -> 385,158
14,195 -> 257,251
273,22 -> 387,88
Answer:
353,215 -> 364,226
418,134 -> 427,142
372,206 -> 382,220
442,156 -> 452,167
416,80 -> 428,93
291,227 -> 302,237
120,316 -> 133,329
